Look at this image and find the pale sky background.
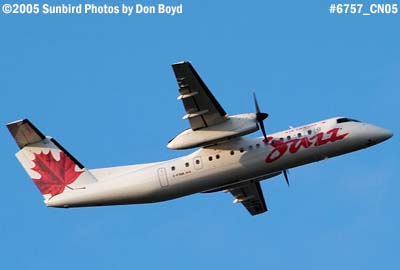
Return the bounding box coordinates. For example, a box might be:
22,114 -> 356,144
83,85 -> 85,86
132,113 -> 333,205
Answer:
1,1 -> 399,269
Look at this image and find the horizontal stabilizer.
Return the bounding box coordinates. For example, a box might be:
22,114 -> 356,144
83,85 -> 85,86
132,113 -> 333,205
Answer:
7,119 -> 45,149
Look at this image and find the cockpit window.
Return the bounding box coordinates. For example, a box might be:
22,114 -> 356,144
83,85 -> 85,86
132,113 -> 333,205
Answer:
337,117 -> 361,124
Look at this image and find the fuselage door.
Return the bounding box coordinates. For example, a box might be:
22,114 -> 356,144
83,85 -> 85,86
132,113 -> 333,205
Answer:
193,157 -> 203,170
157,167 -> 169,187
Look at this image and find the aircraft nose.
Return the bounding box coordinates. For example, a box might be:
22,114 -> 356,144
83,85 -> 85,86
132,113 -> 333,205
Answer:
375,127 -> 393,142
366,126 -> 393,145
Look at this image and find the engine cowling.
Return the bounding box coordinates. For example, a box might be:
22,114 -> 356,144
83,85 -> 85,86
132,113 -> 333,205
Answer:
167,113 -> 258,149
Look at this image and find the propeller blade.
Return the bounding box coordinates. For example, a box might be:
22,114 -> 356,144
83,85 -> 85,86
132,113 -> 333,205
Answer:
283,170 -> 290,187
253,93 -> 269,120
258,118 -> 267,141
252,92 -> 269,142
253,92 -> 261,113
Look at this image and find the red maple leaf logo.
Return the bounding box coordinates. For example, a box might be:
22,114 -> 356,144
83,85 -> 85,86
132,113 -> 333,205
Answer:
31,151 -> 84,198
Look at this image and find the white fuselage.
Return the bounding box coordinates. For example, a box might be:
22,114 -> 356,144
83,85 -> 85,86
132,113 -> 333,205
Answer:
47,117 -> 392,208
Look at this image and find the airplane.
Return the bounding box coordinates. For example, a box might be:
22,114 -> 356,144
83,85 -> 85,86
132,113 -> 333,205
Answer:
7,62 -> 393,216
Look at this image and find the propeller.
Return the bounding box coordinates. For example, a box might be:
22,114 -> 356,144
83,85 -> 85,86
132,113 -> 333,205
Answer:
252,92 -> 290,187
253,92 -> 269,142
283,169 -> 290,187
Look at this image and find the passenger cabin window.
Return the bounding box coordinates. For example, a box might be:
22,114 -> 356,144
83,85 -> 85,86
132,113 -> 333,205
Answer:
256,143 -> 260,148
195,159 -> 200,165
230,150 -> 235,155
248,145 -> 253,150
240,148 -> 244,153
297,133 -> 302,138
337,117 -> 361,123
171,166 -> 175,171
307,130 -> 312,135
185,162 -> 189,167
287,136 -> 291,140
216,154 -> 220,159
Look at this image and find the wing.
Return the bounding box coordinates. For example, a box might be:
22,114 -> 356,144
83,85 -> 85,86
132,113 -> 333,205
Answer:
172,62 -> 228,130
230,181 -> 267,216
202,171 -> 280,215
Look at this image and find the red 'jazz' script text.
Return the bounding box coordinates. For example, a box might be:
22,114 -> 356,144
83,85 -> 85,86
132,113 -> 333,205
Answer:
265,128 -> 349,163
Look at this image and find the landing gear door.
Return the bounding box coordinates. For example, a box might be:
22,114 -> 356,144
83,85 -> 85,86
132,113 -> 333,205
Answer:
157,167 -> 169,187
193,157 -> 203,170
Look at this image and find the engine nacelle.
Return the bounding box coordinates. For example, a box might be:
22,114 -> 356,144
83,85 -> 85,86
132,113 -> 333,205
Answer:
167,113 -> 258,149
